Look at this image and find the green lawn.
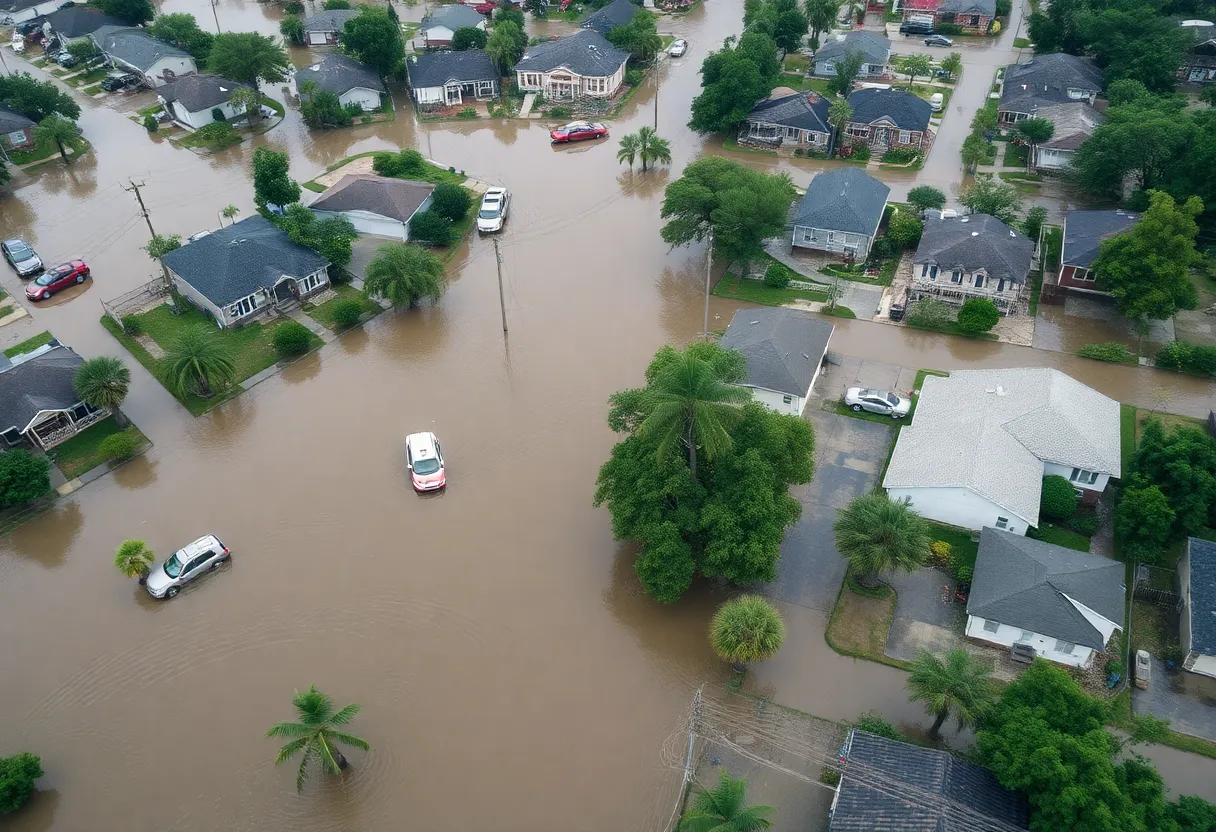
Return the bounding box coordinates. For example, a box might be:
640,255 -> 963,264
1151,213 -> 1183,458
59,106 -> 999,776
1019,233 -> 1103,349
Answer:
178,125 -> 242,150
904,83 -> 951,111
261,94 -> 285,117
52,417 -> 150,480
1002,141 -> 1028,168
782,53 -> 810,71
1028,522 -> 1091,551
711,275 -> 828,306
778,74 -> 833,95
302,181 -> 325,193
64,66 -> 109,88
819,304 -> 856,318
81,83 -> 103,96
1013,36 -> 1031,48
304,153 -> 466,191
1041,224 -> 1063,271
927,521 -> 980,574
303,283 -> 382,331
1028,269 -> 1043,317
9,135 -> 88,166
3,330 -> 53,358
137,103 -> 163,118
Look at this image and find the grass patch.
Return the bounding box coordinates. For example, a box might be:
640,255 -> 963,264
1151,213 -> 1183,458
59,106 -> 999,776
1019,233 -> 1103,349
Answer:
778,74 -> 833,95
553,8 -> 583,22
63,66 -> 109,88
904,83 -> 951,111
782,53 -> 810,71
304,153 -> 466,191
81,82 -> 103,96
400,21 -> 421,39
1134,408 -> 1206,439
711,275 -> 828,306
137,103 -> 163,118
659,34 -> 675,50
1041,224 -> 1063,272
3,330 -> 53,358
302,181 -> 325,193
825,399 -> 905,425
819,304 -> 857,318
927,522 -> 979,574
10,134 -> 88,166
1028,523 -> 1091,551
303,283 -> 382,331
178,124 -> 242,150
1028,269 -> 1043,317
825,574 -> 907,668
51,417 -> 149,480
1013,36 -> 1031,48
1120,403 -> 1136,479
1002,141 -> 1028,168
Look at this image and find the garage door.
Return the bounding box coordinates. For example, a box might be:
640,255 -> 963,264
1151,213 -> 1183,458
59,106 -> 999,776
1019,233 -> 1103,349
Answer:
346,213 -> 406,240
308,31 -> 328,45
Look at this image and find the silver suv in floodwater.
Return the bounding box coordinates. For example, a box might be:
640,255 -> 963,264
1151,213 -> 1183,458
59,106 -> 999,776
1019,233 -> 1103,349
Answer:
843,387 -> 912,418
146,534 -> 230,599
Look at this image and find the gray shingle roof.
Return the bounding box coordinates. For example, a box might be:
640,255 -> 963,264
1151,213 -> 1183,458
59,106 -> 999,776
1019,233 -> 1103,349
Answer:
0,106 -> 34,133
940,0 -> 995,15
161,215 -> 330,308
0,344 -> 84,435
1187,538 -> 1216,655
310,174 -> 434,223
883,369 -> 1121,526
302,8 -> 358,32
1035,102 -> 1103,150
999,53 -> 1104,115
407,49 -> 498,88
301,52 -> 385,96
582,0 -> 641,35
846,88 -> 931,131
969,528 -> 1125,651
513,29 -> 629,77
720,308 -> 834,397
831,731 -> 1029,832
45,6 -> 124,38
815,30 -> 890,64
914,214 -> 1034,284
793,167 -> 890,236
159,74 -> 250,113
421,3 -> 486,31
93,26 -> 191,70
747,90 -> 832,134
1061,209 -> 1140,269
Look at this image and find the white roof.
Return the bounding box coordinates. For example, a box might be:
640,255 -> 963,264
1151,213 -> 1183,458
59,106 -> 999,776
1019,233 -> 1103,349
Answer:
883,368 -> 1121,526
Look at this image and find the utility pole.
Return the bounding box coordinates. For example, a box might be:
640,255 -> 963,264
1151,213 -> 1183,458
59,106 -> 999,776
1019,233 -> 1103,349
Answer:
123,179 -> 156,238
654,86 -> 658,129
492,238 -> 508,335
211,0 -> 221,35
702,228 -> 713,339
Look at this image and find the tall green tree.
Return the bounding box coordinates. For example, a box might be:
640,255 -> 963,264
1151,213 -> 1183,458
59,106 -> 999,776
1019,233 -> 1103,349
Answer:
341,7 -> 405,78
608,9 -> 662,62
276,204 -> 358,268
907,185 -> 946,213
616,126 -> 672,171
0,752 -> 43,815
451,26 -> 488,50
280,15 -> 305,45
113,539 -> 155,583
0,72 -> 80,122
1113,481 -> 1175,564
689,33 -> 780,133
959,176 -> 1022,225
803,0 -> 838,41
833,492 -> 930,588
73,357 -> 131,427
207,32 -> 291,95
827,48 -> 864,97
163,326 -> 237,398
899,53 -> 932,85
1083,7 -> 1190,93
266,686 -> 369,792
1016,116 -> 1054,171
147,13 -> 215,61
92,0 -> 154,24
907,648 -> 997,738
33,114 -> 80,165
0,450 -> 51,511
486,20 -> 527,74
940,52 -> 962,77
363,243 -> 445,308
1126,419 -> 1216,538
769,0 -> 808,53
1022,205 -> 1047,243
228,86 -> 262,123
680,769 -> 775,832
827,97 -> 852,150
1071,96 -> 1192,198
252,146 -> 300,211
709,595 -> 786,670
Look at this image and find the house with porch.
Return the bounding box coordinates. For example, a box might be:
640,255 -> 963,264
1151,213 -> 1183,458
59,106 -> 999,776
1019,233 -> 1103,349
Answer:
407,50 -> 499,108
1057,209 -> 1140,293
582,0 -> 643,36
790,167 -> 889,259
160,215 -> 330,329
158,74 -> 253,130
898,0 -> 995,33
719,307 -> 834,417
513,29 -> 629,100
1030,102 -> 1102,172
0,106 -> 35,151
911,212 -> 1032,314
0,342 -> 108,451
843,88 -> 933,155
1180,537 -> 1216,678
999,53 -> 1103,123
92,26 -> 197,89
300,8 -> 358,45
420,3 -> 486,49
740,89 -> 833,152
300,53 -> 385,112
1178,20 -> 1216,84
813,31 -> 890,78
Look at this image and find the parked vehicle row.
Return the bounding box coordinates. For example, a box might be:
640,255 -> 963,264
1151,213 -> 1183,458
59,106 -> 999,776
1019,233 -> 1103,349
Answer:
3,238 -> 91,301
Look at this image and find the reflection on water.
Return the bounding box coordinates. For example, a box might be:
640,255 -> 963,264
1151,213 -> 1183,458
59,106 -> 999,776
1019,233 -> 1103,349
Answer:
6,502 -> 83,569
111,454 -> 158,491
281,351 -> 323,385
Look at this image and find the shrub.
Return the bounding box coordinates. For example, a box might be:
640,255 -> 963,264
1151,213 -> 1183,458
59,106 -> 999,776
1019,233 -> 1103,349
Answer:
457,107 -> 477,119
195,122 -> 238,146
869,234 -> 897,258
887,212 -> 923,248
272,321 -> 313,356
373,149 -> 426,178
372,151 -> 400,176
1063,509 -> 1098,536
956,565 -> 973,583
0,450 -> 51,510
430,183 -> 472,221
956,297 -> 1000,334
936,22 -> 963,34
283,0 -> 304,12
143,114 -> 158,132
906,297 -> 955,329
548,105 -> 572,118
399,149 -> 426,175
1078,342 -> 1136,364
212,107 -> 226,122
625,68 -> 643,86
409,210 -> 455,246
329,298 -> 364,328
853,710 -> 901,740
343,101 -> 364,119
0,752 -> 43,814
928,540 -> 952,567
1156,340 -> 1216,376
764,262 -> 792,288
98,432 -> 138,462
882,147 -> 920,164
851,143 -> 871,161
120,315 -> 144,335
1041,474 -> 1078,520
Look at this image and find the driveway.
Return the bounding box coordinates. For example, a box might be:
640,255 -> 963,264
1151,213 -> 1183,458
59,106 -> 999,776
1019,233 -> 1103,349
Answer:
883,566 -> 969,663
1133,656 -> 1216,742
346,234 -> 400,284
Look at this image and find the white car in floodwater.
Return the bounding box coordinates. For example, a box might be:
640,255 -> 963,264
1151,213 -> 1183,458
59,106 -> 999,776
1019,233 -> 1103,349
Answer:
146,534 -> 230,599
477,187 -> 510,233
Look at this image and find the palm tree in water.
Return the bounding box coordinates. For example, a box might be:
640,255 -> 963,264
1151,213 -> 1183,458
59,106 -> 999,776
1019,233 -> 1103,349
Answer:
266,685 -> 370,792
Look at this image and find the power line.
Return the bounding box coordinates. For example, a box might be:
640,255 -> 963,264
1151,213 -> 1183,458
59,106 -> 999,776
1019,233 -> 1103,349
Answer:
121,179 -> 156,239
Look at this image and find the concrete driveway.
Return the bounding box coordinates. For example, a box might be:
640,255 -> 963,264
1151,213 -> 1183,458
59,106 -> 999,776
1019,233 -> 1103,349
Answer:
346,234 -> 401,284
1133,654 -> 1216,742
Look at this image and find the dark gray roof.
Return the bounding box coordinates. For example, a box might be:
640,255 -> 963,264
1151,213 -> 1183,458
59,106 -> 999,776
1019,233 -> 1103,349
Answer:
300,52 -> 385,96
514,29 -> 629,77
310,174 -> 434,223
1187,538 -> 1216,655
582,0 -> 641,35
747,90 -> 832,134
159,74 -> 250,113
0,0 -> 45,12
0,106 -> 35,133
720,308 -> 834,397
914,214 -> 1034,284
421,3 -> 486,31
0,344 -> 84,435
846,88 -> 931,131
162,215 -> 330,307
93,26 -> 191,70
301,8 -> 358,32
940,0 -> 995,15
45,6 -> 124,38
793,167 -> 890,236
815,30 -> 890,64
999,53 -> 1104,115
968,528 -> 1125,651
407,50 -> 498,88
1061,209 -> 1140,269
832,731 -> 1029,832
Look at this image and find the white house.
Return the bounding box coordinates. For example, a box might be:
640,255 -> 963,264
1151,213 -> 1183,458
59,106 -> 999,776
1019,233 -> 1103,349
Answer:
92,26 -> 197,89
309,174 -> 434,240
791,167 -> 889,259
719,307 -> 834,417
406,50 -> 499,107
883,368 -> 1121,534
0,342 -> 108,450
158,74 -> 252,130
1180,537 -> 1216,678
1031,102 -> 1103,172
514,29 -> 629,100
966,528 -> 1124,669
301,8 -> 357,45
0,0 -> 64,25
813,31 -> 890,78
420,3 -> 486,49
300,52 -> 385,112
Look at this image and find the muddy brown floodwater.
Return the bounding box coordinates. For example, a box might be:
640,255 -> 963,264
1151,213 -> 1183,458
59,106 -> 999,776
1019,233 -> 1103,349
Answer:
1,0 -> 1214,828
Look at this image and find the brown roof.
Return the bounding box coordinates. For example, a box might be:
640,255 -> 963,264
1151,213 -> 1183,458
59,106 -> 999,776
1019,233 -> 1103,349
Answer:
309,174 -> 435,223
1036,102 -> 1103,150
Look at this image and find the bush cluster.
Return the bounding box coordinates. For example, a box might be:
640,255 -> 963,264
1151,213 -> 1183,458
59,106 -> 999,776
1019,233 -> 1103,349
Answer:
409,210 -> 455,246
329,298 -> 363,328
120,315 -> 144,336
1077,342 -> 1136,364
1156,339 -> 1216,376
906,297 -> 955,329
272,321 -> 313,356
956,297 -> 1000,334
763,262 -> 792,288
625,68 -> 644,86
882,147 -> 920,165
851,143 -> 871,161
98,432 -> 138,462
372,149 -> 426,178
1040,474 -> 1078,520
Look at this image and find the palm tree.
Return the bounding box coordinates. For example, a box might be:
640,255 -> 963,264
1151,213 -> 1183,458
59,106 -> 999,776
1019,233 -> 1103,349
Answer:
73,356 -> 131,427
709,596 -> 786,671
617,131 -> 640,169
680,769 -> 774,832
363,242 -> 445,308
162,325 -> 236,398
114,539 -> 155,584
618,126 -> 672,172
266,685 -> 370,792
833,492 -> 930,588
33,114 -> 81,165
907,648 -> 997,739
637,350 -> 750,478
221,204 -> 241,226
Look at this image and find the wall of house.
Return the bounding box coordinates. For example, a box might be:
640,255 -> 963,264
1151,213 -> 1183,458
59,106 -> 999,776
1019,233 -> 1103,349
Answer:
412,84 -> 447,105
846,122 -> 927,150
313,207 -> 409,239
1,126 -> 33,149
814,58 -> 887,77
338,87 -> 382,111
792,225 -> 872,258
424,25 -> 455,46
1042,462 -> 1110,497
743,385 -> 804,417
886,485 -> 1029,534
942,13 -> 992,32
1034,146 -> 1073,171
144,55 -> 198,87
965,615 -> 1096,668
1057,263 -> 1109,293
168,271 -> 230,326
171,99 -> 244,131
911,263 -> 1022,309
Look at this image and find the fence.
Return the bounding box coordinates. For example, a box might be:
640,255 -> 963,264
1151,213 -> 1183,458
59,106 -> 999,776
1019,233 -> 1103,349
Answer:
1133,563 -> 1181,608
100,273 -> 169,329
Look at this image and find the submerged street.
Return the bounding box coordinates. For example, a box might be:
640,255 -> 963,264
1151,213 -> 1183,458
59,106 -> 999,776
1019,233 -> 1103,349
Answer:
1,0 -> 1214,828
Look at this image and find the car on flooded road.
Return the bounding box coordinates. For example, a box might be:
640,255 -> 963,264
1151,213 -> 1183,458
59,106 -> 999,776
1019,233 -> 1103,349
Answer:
924,34 -> 953,46
146,534 -> 230,599
3,238 -> 42,276
477,187 -> 510,233
26,259 -> 89,300
844,387 -> 912,418
406,431 -> 446,492
668,39 -> 687,57
550,121 -> 608,143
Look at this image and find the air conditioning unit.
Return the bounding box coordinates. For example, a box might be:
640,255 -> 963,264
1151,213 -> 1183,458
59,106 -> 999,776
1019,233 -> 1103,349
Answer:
1011,642 -> 1036,664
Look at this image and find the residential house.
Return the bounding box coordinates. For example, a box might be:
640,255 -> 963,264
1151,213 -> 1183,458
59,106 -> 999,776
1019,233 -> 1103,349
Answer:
1178,20 -> 1216,84
830,730 -> 1029,831
719,307 -> 834,417
899,0 -> 996,34
158,74 -> 253,130
160,215 -> 331,329
406,50 -> 499,107
420,4 -> 486,49
0,342 -> 109,450
998,53 -> 1103,123
514,29 -> 629,100
300,53 -> 385,112
309,174 -> 434,240
582,0 -> 641,36
883,368 -> 1122,534
911,213 -> 1033,313
790,167 -> 890,259
300,8 -> 358,46
1057,209 -> 1139,293
44,6 -> 123,43
0,0 -> 63,25
1180,537 -> 1216,678
0,106 -> 35,151
843,88 -> 933,154
92,26 -> 197,89
1030,102 -> 1102,172
740,90 -> 833,152
966,528 -> 1125,668
813,31 -> 890,78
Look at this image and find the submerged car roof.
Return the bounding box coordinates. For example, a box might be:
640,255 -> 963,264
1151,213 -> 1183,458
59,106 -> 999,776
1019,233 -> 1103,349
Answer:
406,431 -> 438,456
177,534 -> 222,557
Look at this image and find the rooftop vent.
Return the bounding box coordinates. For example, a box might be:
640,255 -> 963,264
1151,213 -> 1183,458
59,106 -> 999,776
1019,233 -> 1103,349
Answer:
971,231 -> 979,236
960,216 -> 969,223
996,385 -> 1007,396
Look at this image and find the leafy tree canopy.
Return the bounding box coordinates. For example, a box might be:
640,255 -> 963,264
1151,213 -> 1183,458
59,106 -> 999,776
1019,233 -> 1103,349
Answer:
1071,95 -> 1193,198
607,9 -> 662,62
252,146 -> 301,211
0,752 -> 43,815
907,185 -> 946,212
688,32 -> 780,133
208,32 -> 291,91
0,450 -> 52,510
341,6 -> 405,77
451,26 -> 488,50
1126,417 -> 1216,537
959,176 -> 1022,225
0,72 -> 81,122
147,13 -> 215,61
90,0 -> 153,24
276,204 -> 358,268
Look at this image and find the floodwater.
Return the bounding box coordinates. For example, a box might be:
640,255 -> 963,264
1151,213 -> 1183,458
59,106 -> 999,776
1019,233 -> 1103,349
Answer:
1,0 -> 1214,827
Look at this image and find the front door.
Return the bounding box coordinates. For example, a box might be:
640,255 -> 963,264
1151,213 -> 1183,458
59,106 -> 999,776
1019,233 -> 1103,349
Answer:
445,83 -> 462,105
1191,68 -> 1205,81
273,279 -> 296,303
874,127 -> 889,146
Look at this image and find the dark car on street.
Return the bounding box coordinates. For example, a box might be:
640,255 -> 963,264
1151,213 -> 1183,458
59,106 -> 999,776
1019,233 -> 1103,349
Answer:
550,121 -> 608,143
2,239 -> 43,276
25,259 -> 89,300
899,20 -> 934,35
924,34 -> 954,46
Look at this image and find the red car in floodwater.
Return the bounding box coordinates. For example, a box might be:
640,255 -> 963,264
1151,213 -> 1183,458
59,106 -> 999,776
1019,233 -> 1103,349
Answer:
550,121 -> 608,143
26,259 -> 89,300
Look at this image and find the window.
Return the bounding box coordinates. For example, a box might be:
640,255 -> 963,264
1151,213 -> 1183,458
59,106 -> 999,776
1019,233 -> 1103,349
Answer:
1067,87 -> 1086,100
950,269 -> 962,284
782,395 -> 793,404
983,619 -> 1000,633
1077,269 -> 1096,281
997,278 -> 1005,292
7,130 -> 27,145
802,228 -> 817,242
823,60 -> 835,72
969,14 -> 979,25
1019,630 -> 1033,642
1,427 -> 22,446
995,516 -> 1009,530
785,126 -> 799,139
974,274 -> 984,288
1055,640 -> 1075,655
1069,468 -> 1099,485
928,265 -> 938,280
898,130 -> 910,144
827,232 -> 836,242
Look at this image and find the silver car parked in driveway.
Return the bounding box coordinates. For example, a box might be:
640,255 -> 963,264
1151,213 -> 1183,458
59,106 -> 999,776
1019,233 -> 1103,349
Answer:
843,387 -> 912,418
146,534 -> 230,599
